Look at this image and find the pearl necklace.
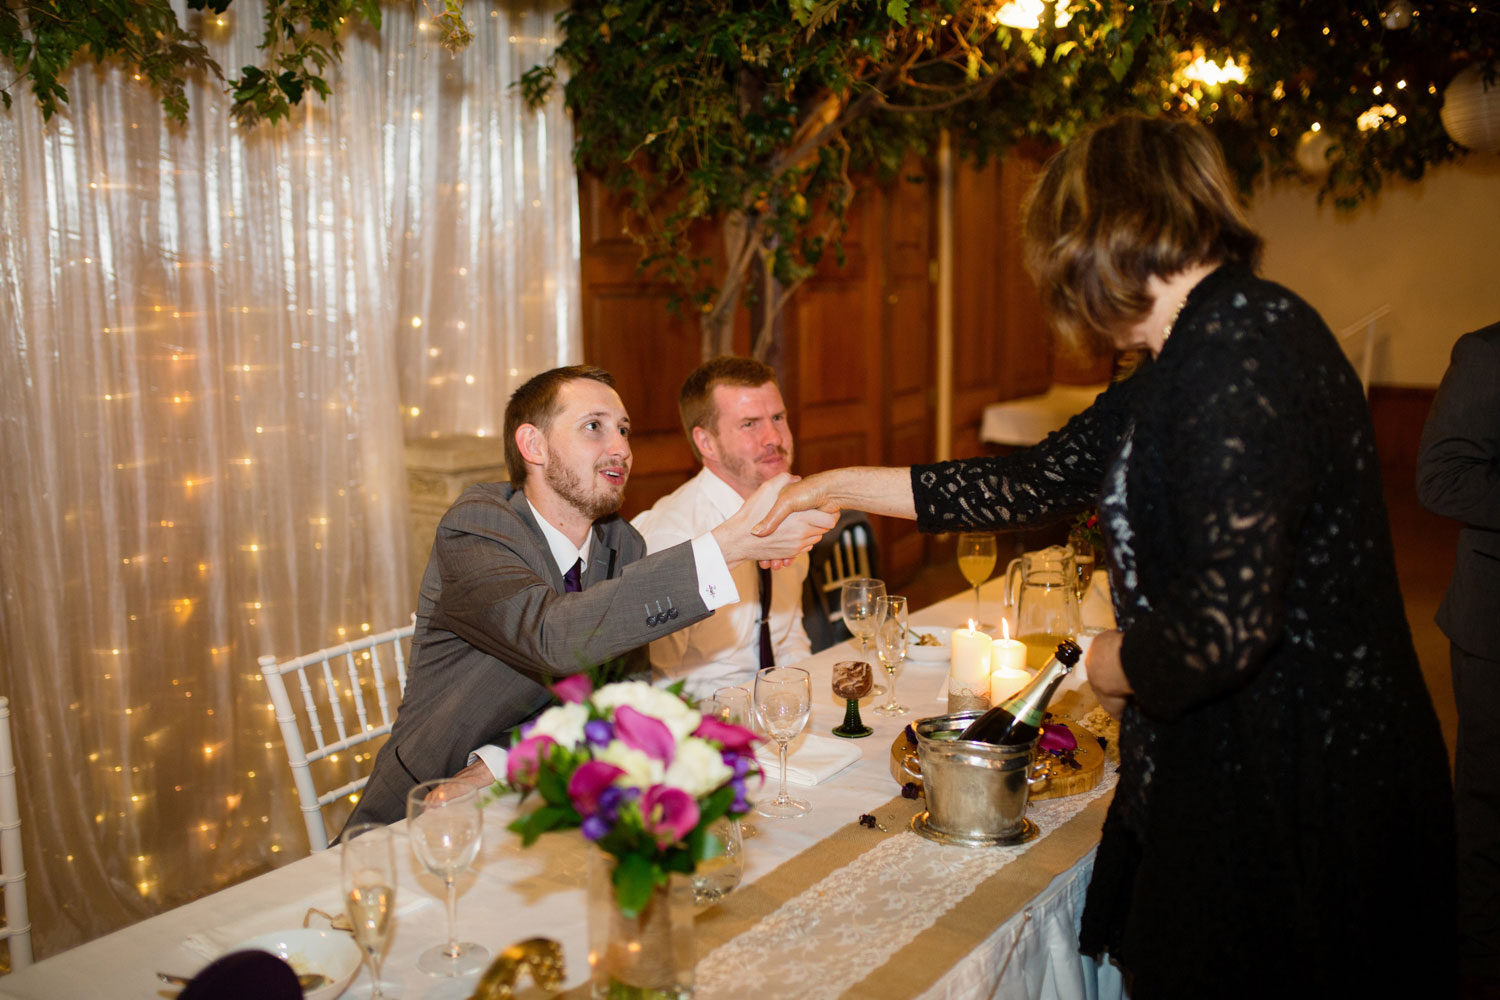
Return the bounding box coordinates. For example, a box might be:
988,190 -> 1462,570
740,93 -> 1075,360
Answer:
1162,297 -> 1188,347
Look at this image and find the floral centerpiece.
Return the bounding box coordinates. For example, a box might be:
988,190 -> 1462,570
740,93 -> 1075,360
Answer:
506,675 -> 760,910
503,675 -> 760,997
1068,509 -> 1104,555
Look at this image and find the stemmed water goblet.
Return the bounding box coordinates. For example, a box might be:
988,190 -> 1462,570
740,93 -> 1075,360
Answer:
406,780 -> 488,977
753,666 -> 812,819
341,823 -> 397,999
956,533 -> 998,629
873,595 -> 909,716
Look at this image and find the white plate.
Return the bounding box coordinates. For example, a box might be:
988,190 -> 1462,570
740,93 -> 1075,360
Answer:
231,928 -> 362,1000
905,626 -> 955,662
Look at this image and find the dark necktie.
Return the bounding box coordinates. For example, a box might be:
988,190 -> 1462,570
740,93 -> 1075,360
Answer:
564,558 -> 583,593
758,564 -> 774,671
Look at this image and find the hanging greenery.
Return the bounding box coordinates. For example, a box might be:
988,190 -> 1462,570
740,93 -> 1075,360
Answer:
4,1 -> 1497,352
519,0 -> 1499,354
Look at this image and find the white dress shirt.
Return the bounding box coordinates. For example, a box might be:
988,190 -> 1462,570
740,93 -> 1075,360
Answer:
632,467 -> 811,699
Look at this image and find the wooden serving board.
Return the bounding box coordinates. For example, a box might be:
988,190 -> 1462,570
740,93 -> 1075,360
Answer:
887,718 -> 1105,801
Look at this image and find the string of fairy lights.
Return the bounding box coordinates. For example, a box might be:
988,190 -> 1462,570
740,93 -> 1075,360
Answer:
6,1 -> 575,940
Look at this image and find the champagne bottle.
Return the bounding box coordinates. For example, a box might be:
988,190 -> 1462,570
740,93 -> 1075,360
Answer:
958,638 -> 1083,745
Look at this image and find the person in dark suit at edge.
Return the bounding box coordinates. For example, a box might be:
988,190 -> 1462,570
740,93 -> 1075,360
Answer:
343,365 -> 835,829
1418,321 -> 1500,994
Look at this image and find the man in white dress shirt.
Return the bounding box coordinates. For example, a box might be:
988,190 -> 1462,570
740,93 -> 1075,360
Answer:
633,357 -> 812,699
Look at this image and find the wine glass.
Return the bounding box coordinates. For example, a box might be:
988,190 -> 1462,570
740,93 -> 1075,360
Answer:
753,666 -> 811,819
841,577 -> 887,694
406,780 -> 488,977
709,687 -> 759,838
341,823 -> 396,1000
956,533 -> 998,628
873,595 -> 909,716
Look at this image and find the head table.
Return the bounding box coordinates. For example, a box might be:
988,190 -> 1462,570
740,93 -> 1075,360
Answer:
0,580 -> 1124,1000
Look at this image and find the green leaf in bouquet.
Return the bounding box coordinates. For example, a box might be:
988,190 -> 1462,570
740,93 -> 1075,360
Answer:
612,851 -> 659,919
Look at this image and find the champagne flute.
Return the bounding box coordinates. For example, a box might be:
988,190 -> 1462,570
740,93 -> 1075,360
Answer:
341,823 -> 396,1000
753,666 -> 811,819
841,577 -> 887,694
873,595 -> 909,716
956,533 -> 998,628
406,780 -> 488,977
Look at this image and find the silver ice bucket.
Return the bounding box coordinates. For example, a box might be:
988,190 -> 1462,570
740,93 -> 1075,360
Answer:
908,711 -> 1042,847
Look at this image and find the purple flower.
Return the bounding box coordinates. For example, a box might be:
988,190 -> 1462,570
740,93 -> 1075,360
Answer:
568,760 -> 626,815
614,705 -> 676,764
641,785 -> 699,847
505,734 -> 556,788
580,813 -> 612,841
552,674 -> 594,704
585,718 -> 614,748
693,716 -> 758,753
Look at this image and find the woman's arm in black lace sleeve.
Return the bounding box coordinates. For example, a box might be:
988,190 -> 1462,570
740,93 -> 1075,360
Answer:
1119,337 -> 1311,721
909,376 -> 1137,534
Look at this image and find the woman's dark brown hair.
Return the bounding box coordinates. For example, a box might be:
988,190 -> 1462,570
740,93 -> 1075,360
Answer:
1023,113 -> 1263,356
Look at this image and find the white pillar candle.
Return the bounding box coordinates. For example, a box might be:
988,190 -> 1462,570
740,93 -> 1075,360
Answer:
950,626 -> 992,689
989,666 -> 1029,704
990,635 -> 1027,674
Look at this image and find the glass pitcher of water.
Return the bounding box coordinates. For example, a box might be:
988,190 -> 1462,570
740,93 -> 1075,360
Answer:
1003,544 -> 1082,671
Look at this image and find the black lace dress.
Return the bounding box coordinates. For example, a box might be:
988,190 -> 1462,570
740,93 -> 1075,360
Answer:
913,266 -> 1453,995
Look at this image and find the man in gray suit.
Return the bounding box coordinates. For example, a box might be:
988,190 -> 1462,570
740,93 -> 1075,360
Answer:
1418,320 -> 1500,987
346,365 -> 833,828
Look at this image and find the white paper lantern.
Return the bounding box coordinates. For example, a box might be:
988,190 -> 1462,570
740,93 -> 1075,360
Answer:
1296,129 -> 1334,176
1441,63 -> 1500,153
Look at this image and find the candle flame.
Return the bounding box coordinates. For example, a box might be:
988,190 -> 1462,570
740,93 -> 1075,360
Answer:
967,618 -> 978,632
1001,619 -> 1010,640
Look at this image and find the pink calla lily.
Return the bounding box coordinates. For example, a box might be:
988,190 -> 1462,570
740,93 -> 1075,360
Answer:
692,715 -> 759,753
568,760 -> 626,815
641,785 -> 699,846
505,734 -> 556,787
552,674 -> 594,705
614,705 -> 676,764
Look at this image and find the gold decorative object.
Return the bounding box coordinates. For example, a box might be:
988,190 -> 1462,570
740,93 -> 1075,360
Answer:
466,937 -> 565,1000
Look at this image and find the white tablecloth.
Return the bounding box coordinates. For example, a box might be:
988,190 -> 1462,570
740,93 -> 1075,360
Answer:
0,582 -> 1122,1000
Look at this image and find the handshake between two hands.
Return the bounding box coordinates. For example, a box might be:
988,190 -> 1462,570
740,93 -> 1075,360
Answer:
713,472 -> 839,571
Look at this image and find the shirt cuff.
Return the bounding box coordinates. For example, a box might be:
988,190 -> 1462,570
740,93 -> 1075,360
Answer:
467,743 -> 509,784
690,533 -> 740,611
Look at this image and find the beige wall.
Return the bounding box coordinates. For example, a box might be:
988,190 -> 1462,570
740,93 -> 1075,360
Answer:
1247,154 -> 1500,387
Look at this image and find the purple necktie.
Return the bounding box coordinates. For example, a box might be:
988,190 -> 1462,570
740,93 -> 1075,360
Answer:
759,565 -> 774,671
564,559 -> 583,593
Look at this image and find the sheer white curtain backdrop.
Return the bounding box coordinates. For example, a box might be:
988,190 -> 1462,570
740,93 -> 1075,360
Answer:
0,0 -> 578,956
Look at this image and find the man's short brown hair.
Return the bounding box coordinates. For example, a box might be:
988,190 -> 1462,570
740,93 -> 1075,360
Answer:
678,356 -> 779,461
503,365 -> 617,484
1022,113 -> 1263,357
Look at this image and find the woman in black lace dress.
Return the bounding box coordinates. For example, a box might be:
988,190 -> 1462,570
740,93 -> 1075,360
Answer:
757,115 -> 1454,995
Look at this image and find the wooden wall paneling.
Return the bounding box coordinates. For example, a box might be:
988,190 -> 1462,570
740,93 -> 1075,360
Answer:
578,175 -> 748,517
951,159 -> 1005,459
880,162 -> 936,582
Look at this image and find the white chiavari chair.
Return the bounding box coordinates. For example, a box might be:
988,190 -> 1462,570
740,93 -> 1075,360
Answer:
0,697 -> 32,970
259,617 -> 415,852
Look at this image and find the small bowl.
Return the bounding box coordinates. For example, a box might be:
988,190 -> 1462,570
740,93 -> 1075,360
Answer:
904,626 -> 955,662
231,928 -> 362,1000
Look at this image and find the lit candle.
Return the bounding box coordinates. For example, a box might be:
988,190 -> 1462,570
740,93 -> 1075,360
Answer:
950,620 -> 992,687
989,620 -> 1029,701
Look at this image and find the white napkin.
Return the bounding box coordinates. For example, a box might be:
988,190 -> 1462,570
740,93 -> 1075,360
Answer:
184,895 -> 434,959
753,735 -> 860,787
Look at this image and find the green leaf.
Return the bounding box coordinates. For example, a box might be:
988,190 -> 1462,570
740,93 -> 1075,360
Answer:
886,0 -> 909,27
612,852 -> 658,919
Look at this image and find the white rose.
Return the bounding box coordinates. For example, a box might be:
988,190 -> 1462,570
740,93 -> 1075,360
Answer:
662,737 -> 732,798
593,682 -> 701,743
594,742 -> 665,790
526,702 -> 590,748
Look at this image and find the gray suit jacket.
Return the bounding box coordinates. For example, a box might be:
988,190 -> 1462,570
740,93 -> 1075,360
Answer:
346,482 -> 711,827
1418,321 -> 1500,660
